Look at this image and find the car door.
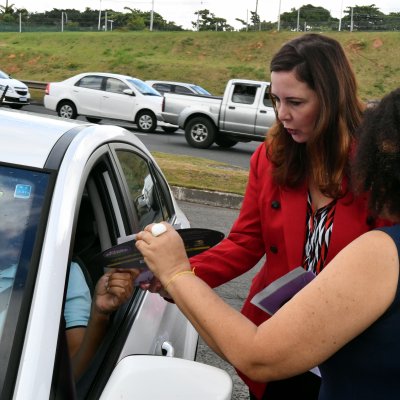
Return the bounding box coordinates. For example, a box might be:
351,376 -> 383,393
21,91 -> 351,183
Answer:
100,77 -> 136,122
61,143 -> 192,400
254,85 -> 276,136
73,75 -> 103,116
220,82 -> 260,134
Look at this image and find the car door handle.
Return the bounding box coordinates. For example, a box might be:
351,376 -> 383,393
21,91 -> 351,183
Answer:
161,341 -> 175,357
260,110 -> 267,114
228,106 -> 235,110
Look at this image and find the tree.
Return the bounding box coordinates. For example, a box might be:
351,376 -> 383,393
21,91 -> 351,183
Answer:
342,4 -> 385,31
192,9 -> 233,31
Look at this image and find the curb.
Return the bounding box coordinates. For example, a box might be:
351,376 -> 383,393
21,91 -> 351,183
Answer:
171,186 -> 243,210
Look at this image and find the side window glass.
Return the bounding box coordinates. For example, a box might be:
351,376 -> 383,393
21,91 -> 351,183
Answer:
154,84 -> 171,94
263,87 -> 273,107
175,86 -> 192,95
76,76 -> 103,90
116,150 -> 170,229
105,78 -> 129,94
232,84 -> 257,105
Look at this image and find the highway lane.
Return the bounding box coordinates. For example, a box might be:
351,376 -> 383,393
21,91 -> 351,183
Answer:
22,103 -> 260,170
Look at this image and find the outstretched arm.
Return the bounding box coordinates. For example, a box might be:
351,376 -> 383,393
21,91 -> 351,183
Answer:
66,269 -> 137,379
136,223 -> 399,382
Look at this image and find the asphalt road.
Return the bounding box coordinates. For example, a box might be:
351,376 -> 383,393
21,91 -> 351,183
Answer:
177,200 -> 264,400
22,104 -> 259,170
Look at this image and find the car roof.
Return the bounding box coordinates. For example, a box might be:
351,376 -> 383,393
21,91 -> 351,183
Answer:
0,110 -> 148,169
145,80 -> 199,87
69,72 -> 140,81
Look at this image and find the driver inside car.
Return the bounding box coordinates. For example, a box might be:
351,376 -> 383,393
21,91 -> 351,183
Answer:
65,261 -> 138,379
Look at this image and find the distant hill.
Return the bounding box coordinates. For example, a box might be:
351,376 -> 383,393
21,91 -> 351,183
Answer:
0,30 -> 397,101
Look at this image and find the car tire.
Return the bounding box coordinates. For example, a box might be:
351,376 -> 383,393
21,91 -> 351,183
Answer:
9,104 -> 24,110
57,101 -> 78,119
161,126 -> 178,133
86,117 -> 101,123
215,136 -> 238,148
185,117 -> 216,149
136,110 -> 157,133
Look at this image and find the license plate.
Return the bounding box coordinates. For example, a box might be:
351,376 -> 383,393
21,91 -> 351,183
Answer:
19,97 -> 27,102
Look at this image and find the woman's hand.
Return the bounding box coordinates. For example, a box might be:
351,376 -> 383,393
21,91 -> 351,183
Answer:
135,223 -> 191,288
93,269 -> 138,315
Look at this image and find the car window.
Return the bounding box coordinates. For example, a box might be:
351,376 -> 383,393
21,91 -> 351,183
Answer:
0,70 -> 9,79
127,78 -> 161,96
0,165 -> 50,393
263,87 -> 273,107
115,150 -> 171,230
76,75 -> 103,90
105,78 -> 129,94
231,84 -> 257,105
153,83 -> 171,94
175,85 -> 193,95
191,85 -> 211,95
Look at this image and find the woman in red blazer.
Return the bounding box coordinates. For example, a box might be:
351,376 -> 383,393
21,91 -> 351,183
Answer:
190,34 -> 388,399
142,34 -> 387,399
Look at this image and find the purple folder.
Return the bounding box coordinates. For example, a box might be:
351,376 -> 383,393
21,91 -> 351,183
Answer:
251,267 -> 315,315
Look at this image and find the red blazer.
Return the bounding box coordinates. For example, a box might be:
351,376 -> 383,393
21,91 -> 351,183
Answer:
190,143 -> 387,398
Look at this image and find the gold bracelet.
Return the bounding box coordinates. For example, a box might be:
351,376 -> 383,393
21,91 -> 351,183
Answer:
165,270 -> 195,290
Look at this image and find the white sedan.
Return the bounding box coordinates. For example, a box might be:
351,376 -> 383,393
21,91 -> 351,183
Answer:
0,70 -> 30,109
44,72 -> 170,133
0,110 -> 232,400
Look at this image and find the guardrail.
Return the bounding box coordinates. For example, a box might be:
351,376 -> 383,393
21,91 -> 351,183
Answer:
22,80 -> 47,90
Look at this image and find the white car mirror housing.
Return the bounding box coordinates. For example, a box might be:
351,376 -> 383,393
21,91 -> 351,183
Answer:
100,355 -> 233,400
123,88 -> 135,96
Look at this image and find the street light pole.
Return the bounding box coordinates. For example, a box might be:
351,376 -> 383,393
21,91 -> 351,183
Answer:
338,0 -> 344,31
98,0 -> 102,31
150,0 -> 154,31
277,0 -> 282,31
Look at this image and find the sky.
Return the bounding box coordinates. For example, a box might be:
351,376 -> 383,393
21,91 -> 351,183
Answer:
11,1 -> 400,30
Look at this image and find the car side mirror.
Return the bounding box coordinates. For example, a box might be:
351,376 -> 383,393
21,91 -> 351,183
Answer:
99,355 -> 233,399
123,88 -> 135,96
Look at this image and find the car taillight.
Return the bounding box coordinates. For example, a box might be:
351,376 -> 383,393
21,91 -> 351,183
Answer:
45,83 -> 50,95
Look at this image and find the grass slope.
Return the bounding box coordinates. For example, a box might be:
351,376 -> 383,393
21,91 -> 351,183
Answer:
0,30 -> 398,101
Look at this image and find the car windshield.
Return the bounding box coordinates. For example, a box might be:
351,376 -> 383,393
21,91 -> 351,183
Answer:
127,78 -> 161,96
0,165 -> 50,388
191,85 -> 211,96
0,70 -> 9,80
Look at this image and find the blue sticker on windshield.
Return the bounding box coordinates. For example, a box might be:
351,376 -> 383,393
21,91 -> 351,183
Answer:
14,184 -> 32,199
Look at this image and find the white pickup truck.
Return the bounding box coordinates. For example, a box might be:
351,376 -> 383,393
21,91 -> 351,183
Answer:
160,79 -> 276,149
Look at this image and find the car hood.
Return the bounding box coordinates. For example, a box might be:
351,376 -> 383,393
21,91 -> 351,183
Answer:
0,78 -> 28,89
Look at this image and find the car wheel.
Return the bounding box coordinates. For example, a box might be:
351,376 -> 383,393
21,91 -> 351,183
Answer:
136,110 -> 157,133
9,104 -> 24,110
57,101 -> 78,119
86,117 -> 101,123
185,117 -> 216,149
215,136 -> 238,148
161,126 -> 178,133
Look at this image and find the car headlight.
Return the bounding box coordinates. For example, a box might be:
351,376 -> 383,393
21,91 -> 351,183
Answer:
0,84 -> 14,93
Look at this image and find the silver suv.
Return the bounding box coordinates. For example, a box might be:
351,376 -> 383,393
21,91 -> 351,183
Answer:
145,80 -> 211,96
0,70 -> 30,109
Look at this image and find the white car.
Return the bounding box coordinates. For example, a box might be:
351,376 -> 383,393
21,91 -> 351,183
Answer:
44,72 -> 170,133
146,80 -> 212,96
0,70 -> 30,109
0,110 -> 232,400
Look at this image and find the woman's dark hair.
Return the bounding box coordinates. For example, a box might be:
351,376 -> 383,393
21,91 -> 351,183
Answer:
352,88 -> 400,220
266,34 -> 364,198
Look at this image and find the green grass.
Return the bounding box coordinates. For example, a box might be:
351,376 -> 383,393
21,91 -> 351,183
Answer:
152,152 -> 249,195
1,31 -> 399,100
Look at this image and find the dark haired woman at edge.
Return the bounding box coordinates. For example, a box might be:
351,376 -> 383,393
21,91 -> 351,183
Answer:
141,34 -> 389,399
